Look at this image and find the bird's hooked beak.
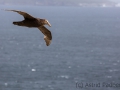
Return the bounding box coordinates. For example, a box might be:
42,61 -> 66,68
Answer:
46,20 -> 51,27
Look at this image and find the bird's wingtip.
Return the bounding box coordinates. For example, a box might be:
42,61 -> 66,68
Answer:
1,9 -> 13,11
44,36 -> 51,46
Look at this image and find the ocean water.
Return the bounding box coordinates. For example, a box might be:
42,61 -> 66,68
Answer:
0,6 -> 120,90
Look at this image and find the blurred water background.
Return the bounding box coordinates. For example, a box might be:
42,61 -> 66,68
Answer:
0,6 -> 120,90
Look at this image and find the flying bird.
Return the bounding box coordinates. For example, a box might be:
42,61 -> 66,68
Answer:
4,9 -> 52,46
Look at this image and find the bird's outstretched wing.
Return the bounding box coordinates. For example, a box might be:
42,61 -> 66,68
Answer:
5,9 -> 35,19
38,26 -> 52,46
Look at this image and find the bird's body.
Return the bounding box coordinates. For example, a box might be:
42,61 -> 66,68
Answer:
4,9 -> 52,46
13,19 -> 41,27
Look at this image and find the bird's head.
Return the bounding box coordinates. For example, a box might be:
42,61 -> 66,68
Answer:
43,19 -> 51,27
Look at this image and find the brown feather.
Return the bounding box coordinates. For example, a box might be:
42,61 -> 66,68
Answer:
5,9 -> 35,19
38,26 -> 52,46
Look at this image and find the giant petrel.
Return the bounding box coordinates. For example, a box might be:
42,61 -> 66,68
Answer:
5,9 -> 52,46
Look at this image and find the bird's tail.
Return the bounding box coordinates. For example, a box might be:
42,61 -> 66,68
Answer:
13,21 -> 24,26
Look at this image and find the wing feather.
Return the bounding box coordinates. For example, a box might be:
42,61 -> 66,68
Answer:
38,26 -> 52,46
5,9 -> 35,19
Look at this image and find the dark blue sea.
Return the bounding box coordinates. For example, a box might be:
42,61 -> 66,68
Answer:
0,5 -> 120,90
